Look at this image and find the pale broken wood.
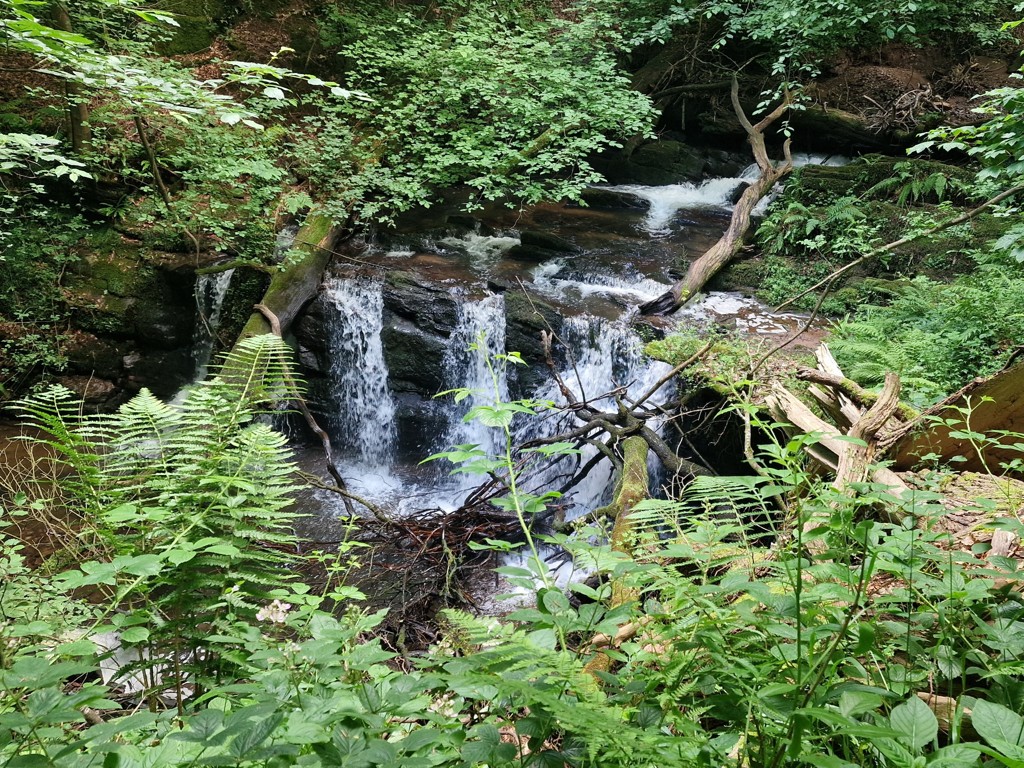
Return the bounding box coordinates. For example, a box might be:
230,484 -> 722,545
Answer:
886,356 -> 1024,473
802,373 -> 902,554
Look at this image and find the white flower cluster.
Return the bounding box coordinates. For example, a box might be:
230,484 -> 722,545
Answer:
256,599 -> 292,624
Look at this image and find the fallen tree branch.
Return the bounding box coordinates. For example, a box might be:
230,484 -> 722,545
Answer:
254,303 -> 362,520
640,76 -> 793,315
797,368 -> 918,422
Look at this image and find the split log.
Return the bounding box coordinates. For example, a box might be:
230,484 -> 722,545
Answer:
885,356 -> 1024,474
766,381 -> 913,505
639,77 -> 793,315
803,373 -> 901,553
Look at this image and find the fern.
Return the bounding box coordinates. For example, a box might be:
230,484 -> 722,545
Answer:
9,334 -> 304,696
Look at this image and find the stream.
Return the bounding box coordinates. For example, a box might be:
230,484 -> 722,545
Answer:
198,155 -> 840,609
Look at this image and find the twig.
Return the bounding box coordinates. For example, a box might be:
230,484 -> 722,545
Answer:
633,340 -> 715,409
749,286 -> 830,376
253,303 -> 358,518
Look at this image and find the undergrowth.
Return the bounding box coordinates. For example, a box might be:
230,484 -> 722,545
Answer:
3,338 -> 1024,766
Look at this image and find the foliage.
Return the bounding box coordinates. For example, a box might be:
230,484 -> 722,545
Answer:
6,358 -> 1024,766
3,334 -> 303,708
830,261 -> 1024,404
623,0 -> 1018,77
299,1 -> 656,221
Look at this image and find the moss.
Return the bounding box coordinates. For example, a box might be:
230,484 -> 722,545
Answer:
237,214 -> 337,342
153,0 -> 228,54
788,155 -> 975,207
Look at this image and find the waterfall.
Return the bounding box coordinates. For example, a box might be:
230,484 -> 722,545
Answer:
519,315 -> 672,520
323,277 -> 397,466
192,268 -> 235,380
604,152 -> 848,237
438,293 -> 508,458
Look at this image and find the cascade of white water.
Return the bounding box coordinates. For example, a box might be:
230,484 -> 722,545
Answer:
519,315 -> 673,520
605,152 -> 848,237
439,293 -> 508,458
192,268 -> 235,380
323,278 -> 397,466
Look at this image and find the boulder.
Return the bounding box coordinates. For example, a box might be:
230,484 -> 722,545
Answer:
591,139 -> 707,186
382,270 -> 460,337
381,316 -> 449,395
519,230 -> 580,254
55,375 -> 119,409
503,290 -> 564,397
578,187 -> 648,209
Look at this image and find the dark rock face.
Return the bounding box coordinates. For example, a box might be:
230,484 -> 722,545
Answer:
381,318 -> 449,394
380,270 -> 461,395
123,347 -> 194,399
58,241 -> 199,403
295,270 -> 566,403
503,290 -> 564,397
382,271 -> 460,338
578,187 -> 648,209
590,139 -> 750,186
728,181 -> 752,205
55,375 -> 120,411
506,230 -> 582,263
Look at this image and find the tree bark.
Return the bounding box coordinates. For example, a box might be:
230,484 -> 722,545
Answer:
639,77 -> 792,315
52,2 -> 90,153
584,436 -> 649,674
231,214 -> 342,351
885,356 -> 1024,473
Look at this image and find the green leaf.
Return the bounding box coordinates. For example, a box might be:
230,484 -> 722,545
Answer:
890,696 -> 938,752
973,699 -> 1024,748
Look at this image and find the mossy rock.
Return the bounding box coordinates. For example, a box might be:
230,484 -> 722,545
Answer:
153,0 -> 228,54
787,155 -> 975,207
64,245 -> 195,347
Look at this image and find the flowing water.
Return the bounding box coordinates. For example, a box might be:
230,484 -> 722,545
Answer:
282,154 -> 842,605
191,268 -> 235,381
323,278 -> 397,466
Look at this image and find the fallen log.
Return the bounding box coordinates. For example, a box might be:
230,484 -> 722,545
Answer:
639,77 -> 792,315
885,356 -> 1024,474
232,214 -> 343,349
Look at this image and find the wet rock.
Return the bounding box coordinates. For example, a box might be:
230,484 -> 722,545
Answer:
445,214 -> 494,236
63,330 -> 127,376
728,181 -> 752,205
294,294 -> 330,361
55,375 -> 119,408
520,230 -> 580,254
380,316 -> 449,395
382,270 -> 460,337
578,187 -> 648,209
123,347 -> 193,398
591,139 -> 706,185
505,244 -> 563,262
503,290 -> 564,396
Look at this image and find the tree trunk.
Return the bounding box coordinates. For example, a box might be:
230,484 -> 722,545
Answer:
640,77 -> 792,315
52,3 -> 90,154
231,214 -> 342,350
585,436 -> 649,674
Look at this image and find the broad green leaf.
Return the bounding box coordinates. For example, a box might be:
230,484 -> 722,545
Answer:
890,696 -> 938,751
974,700 -> 1024,748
